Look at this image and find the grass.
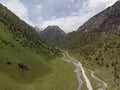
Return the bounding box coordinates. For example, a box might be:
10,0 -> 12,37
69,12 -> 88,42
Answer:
85,66 -> 119,90
85,68 -> 106,90
34,58 -> 78,90
0,58 -> 78,90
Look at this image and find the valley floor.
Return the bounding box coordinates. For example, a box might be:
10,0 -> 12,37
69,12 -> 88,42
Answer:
0,52 -> 119,90
0,58 -> 78,90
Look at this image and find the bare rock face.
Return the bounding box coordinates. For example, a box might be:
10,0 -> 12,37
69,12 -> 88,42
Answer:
78,1 -> 120,32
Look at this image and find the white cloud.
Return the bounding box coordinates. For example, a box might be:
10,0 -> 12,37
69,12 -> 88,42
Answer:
71,0 -> 75,3
0,0 -> 118,32
82,0 -> 117,13
35,4 -> 42,14
41,15 -> 89,33
0,0 -> 35,26
41,0 -> 118,33
36,4 -> 42,9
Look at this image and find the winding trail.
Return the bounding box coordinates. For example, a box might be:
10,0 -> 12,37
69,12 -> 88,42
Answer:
87,69 -> 108,89
63,52 -> 93,90
62,52 -> 109,90
62,54 -> 83,90
65,52 -> 93,90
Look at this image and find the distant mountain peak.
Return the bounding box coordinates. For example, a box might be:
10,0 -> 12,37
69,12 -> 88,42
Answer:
34,26 -> 41,32
39,25 -> 66,46
43,25 -> 66,36
44,25 -> 63,31
46,25 -> 60,29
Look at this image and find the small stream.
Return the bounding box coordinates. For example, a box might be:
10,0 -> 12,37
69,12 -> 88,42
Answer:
73,62 -> 83,90
62,56 -> 83,90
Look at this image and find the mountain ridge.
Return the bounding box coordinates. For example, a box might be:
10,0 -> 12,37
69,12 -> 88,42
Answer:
77,1 -> 120,32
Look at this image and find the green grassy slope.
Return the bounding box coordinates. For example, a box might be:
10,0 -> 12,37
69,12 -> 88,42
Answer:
0,3 -> 61,83
0,57 -> 77,90
0,4 -> 61,59
0,22 -> 52,83
0,4 -> 78,90
36,59 -> 77,90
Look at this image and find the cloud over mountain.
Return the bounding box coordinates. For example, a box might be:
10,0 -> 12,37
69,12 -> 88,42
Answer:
0,0 -> 118,32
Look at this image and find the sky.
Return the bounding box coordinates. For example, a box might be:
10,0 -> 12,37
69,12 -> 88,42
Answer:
0,0 -> 118,33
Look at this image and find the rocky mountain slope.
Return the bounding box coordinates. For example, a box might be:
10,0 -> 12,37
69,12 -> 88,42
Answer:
78,1 -> 120,32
